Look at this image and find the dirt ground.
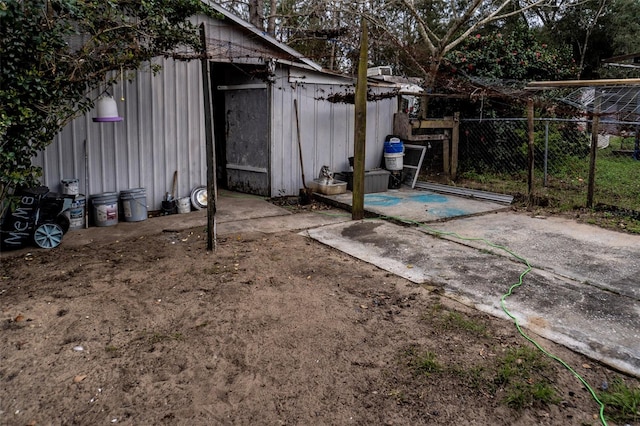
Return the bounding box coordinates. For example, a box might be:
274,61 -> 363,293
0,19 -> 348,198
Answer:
0,209 -> 638,425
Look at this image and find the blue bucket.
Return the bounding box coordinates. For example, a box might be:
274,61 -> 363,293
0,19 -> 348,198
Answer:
384,137 -> 404,154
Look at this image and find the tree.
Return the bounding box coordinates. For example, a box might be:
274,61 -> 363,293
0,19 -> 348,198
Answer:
0,0 -> 206,212
537,0 -> 610,78
444,26 -> 577,81
361,0 -> 579,92
607,0 -> 640,55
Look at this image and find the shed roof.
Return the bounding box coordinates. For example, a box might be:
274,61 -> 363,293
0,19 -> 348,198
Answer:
199,1 -> 322,72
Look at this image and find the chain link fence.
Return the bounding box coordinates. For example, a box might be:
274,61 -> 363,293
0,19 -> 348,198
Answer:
436,118 -> 640,213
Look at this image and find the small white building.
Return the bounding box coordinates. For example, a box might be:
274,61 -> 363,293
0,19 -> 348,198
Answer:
36,3 -> 398,210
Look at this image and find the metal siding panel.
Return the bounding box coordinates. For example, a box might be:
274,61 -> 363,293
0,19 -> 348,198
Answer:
165,58 -> 179,198
153,61 -> 166,206
269,70 -> 286,196
172,59 -> 204,200
123,72 -> 138,190
278,82 -> 395,197
189,61 -> 206,191
136,67 -> 152,201
297,84 -> 314,192
329,87 -> 352,173
41,58 -> 206,212
175,61 -> 186,198
43,57 -> 391,205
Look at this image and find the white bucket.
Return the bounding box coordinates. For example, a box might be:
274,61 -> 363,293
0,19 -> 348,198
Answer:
384,152 -> 404,171
90,192 -> 118,227
119,188 -> 147,222
61,178 -> 79,195
63,195 -> 86,230
176,197 -> 191,214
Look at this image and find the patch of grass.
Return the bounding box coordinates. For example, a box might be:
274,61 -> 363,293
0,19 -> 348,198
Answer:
404,346 -> 441,376
444,311 -> 488,337
421,305 -> 488,337
495,346 -> 559,409
387,388 -> 409,404
392,342 -> 564,413
505,381 -> 558,409
451,151 -> 640,234
451,365 -> 492,392
599,377 -> 640,423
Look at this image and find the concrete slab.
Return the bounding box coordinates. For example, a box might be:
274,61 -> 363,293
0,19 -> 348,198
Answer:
304,219 -> 640,377
5,191 -> 350,251
318,187 -> 510,222
426,212 -> 640,300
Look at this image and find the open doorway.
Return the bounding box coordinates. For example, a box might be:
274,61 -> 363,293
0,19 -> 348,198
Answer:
211,63 -> 271,196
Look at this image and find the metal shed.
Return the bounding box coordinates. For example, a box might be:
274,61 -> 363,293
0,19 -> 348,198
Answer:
35,4 -> 397,210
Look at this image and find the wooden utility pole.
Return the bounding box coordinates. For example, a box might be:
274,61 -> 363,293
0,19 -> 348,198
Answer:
587,90 -> 601,208
527,98 -> 535,208
200,24 -> 217,251
352,19 -> 367,220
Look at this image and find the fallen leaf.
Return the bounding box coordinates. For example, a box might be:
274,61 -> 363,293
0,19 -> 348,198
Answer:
583,363 -> 592,369
73,374 -> 87,383
14,314 -> 24,322
360,305 -> 368,309
406,264 -> 414,269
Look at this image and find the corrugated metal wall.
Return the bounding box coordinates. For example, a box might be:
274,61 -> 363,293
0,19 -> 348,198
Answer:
35,58 -> 207,210
36,60 -> 397,206
270,65 -> 396,197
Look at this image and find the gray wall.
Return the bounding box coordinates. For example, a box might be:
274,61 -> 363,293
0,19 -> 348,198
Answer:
270,65 -> 396,196
35,58 -> 207,210
34,10 -> 397,211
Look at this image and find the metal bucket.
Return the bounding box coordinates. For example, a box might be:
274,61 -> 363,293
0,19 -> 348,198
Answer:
176,197 -> 191,214
90,192 -> 118,227
119,188 -> 147,222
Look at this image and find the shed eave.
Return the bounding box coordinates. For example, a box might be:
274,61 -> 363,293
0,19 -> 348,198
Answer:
200,0 -> 322,72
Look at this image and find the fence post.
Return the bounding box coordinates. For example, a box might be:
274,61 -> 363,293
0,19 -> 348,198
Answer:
451,112 -> 460,180
544,121 -> 549,187
587,90 -> 600,208
527,98 -> 535,208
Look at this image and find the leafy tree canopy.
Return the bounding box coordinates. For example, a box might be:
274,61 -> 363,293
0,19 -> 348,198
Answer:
444,26 -> 577,81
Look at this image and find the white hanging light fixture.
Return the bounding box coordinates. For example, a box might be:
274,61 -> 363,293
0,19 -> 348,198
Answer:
93,94 -> 123,122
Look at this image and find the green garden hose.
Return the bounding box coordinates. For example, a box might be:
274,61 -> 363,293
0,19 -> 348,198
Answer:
373,215 -> 609,426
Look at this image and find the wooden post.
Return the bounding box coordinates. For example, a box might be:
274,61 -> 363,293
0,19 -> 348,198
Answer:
443,128 -> 450,177
200,24 -> 217,251
420,95 -> 428,119
527,98 -> 535,208
587,90 -> 600,208
352,19 -> 367,220
451,112 -> 459,180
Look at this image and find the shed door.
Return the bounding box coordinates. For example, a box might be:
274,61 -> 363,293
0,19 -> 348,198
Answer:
223,86 -> 269,196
